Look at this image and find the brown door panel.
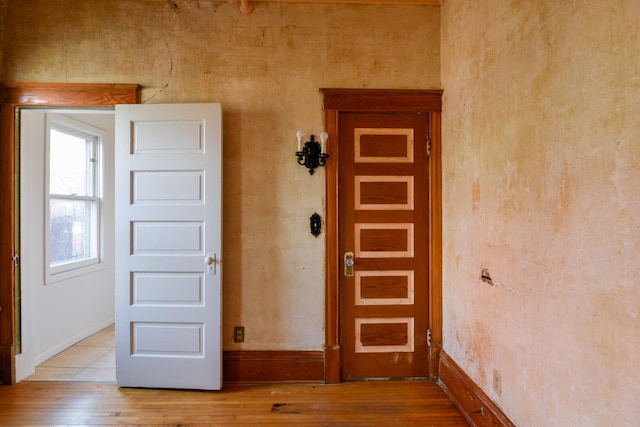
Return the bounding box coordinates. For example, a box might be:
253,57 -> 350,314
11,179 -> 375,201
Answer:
339,112 -> 430,380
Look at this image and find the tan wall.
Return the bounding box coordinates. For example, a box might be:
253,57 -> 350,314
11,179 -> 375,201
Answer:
441,0 -> 640,425
1,0 -> 440,350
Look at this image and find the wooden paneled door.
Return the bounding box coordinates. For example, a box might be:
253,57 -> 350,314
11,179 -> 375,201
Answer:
339,112 -> 430,379
322,88 -> 442,383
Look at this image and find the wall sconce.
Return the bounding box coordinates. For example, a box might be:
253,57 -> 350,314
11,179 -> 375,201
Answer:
296,131 -> 329,175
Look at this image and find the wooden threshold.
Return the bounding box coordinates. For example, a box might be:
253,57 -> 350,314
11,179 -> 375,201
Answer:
439,351 -> 516,426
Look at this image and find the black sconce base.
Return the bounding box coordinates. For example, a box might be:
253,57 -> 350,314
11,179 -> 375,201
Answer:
310,213 -> 322,237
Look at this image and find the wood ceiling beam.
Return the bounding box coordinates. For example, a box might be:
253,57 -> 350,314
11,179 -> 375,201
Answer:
238,0 -> 442,14
256,0 -> 441,3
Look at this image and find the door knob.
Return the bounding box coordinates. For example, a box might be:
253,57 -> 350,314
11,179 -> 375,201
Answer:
205,253 -> 217,275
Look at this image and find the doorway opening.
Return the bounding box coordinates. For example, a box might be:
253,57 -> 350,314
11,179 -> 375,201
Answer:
18,108 -> 116,382
0,83 -> 140,385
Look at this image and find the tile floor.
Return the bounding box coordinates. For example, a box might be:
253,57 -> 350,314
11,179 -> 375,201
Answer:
25,324 -> 115,382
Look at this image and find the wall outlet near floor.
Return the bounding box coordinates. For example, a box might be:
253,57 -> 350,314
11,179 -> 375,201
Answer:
493,369 -> 502,395
233,326 -> 245,343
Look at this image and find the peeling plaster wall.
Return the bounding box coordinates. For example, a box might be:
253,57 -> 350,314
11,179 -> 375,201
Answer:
1,0 -> 440,351
441,0 -> 640,425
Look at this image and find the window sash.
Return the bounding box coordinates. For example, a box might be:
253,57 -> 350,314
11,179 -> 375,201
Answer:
45,116 -> 103,280
49,128 -> 96,197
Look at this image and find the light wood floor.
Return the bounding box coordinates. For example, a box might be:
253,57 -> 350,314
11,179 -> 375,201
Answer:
0,380 -> 469,426
25,324 -> 115,382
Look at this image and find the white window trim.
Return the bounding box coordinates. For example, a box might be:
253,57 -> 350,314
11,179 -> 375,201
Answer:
45,114 -> 107,284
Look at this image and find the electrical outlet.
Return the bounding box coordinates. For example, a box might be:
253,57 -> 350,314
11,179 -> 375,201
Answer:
493,369 -> 502,395
233,326 -> 245,343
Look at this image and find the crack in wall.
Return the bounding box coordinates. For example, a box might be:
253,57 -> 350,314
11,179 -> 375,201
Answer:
143,42 -> 174,103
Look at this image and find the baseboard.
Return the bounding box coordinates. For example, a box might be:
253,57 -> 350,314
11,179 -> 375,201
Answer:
439,351 -> 515,427
34,318 -> 114,365
223,350 -> 324,383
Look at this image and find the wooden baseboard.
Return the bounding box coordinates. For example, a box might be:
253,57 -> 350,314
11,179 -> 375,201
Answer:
428,343 -> 442,381
439,351 -> 515,427
223,350 -> 324,383
0,344 -> 15,385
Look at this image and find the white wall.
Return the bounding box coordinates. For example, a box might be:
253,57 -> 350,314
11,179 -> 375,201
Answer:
17,110 -> 115,381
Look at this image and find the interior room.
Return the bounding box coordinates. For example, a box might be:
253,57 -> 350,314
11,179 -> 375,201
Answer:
0,0 -> 638,426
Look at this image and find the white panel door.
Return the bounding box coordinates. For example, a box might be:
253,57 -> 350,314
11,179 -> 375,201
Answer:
115,103 -> 222,390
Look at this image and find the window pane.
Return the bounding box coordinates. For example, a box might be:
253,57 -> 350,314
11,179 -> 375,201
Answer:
50,198 -> 96,266
50,129 -> 92,196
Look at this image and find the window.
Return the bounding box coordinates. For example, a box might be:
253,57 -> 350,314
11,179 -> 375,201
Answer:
46,116 -> 104,280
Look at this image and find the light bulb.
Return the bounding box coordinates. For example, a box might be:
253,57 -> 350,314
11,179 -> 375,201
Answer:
296,130 -> 304,151
319,132 -> 328,153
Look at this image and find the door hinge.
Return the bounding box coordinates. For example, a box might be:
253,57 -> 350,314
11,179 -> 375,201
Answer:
427,328 -> 432,347
426,137 -> 431,157
12,254 -> 19,267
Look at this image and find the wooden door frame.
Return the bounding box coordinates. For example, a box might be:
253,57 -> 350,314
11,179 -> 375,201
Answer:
0,82 -> 140,385
321,88 -> 443,383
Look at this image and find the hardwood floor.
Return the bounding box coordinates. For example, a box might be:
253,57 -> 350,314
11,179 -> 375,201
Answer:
11,327 -> 469,424
0,380 -> 469,426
